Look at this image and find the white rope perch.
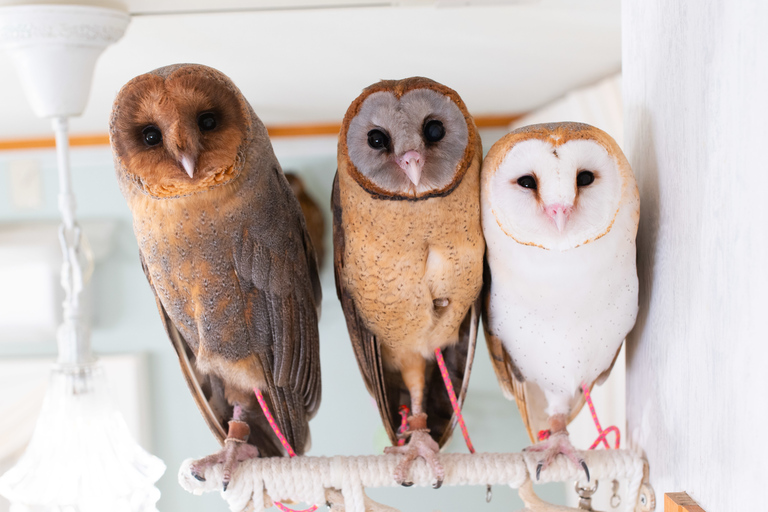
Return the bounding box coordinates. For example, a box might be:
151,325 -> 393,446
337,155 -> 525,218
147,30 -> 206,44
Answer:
179,450 -> 647,512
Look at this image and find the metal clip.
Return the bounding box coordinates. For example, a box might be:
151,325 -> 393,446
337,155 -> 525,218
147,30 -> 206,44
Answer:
610,479 -> 621,508
575,480 -> 599,511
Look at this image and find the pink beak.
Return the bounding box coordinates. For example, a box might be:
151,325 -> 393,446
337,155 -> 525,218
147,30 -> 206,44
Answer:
397,150 -> 424,187
545,203 -> 572,232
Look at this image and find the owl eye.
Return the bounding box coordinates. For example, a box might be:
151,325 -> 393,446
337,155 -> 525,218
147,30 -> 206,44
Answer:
517,175 -> 537,190
142,126 -> 162,147
423,120 -> 445,143
367,129 -> 390,150
577,170 -> 595,187
198,112 -> 217,132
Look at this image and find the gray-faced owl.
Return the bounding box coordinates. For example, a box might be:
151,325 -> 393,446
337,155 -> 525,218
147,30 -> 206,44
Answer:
109,64 -> 322,491
333,77 -> 484,487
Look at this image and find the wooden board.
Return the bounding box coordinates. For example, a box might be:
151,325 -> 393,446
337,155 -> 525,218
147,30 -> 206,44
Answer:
665,493 -> 706,512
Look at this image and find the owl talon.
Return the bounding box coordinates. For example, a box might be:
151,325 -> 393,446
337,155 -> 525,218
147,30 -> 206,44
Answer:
386,430 -> 443,486
530,430 -> 585,481
433,479 -> 443,489
223,480 -> 229,492
191,470 -> 206,482
401,481 -> 414,487
581,460 -> 590,482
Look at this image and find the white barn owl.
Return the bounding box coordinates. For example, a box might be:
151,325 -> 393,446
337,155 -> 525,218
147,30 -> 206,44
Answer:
480,122 -> 639,479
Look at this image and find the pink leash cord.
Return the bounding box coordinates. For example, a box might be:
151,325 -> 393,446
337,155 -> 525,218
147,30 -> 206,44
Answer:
580,383 -> 620,450
254,388 -> 318,512
434,347 -> 476,454
396,405 -> 410,446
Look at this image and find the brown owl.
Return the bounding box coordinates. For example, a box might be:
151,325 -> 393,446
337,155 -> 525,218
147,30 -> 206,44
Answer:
285,172 -> 326,270
109,64 -> 322,491
333,77 -> 485,487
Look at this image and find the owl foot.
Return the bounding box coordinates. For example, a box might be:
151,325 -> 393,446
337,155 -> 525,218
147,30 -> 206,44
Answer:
189,419 -> 260,491
525,431 -> 589,482
384,417 -> 443,488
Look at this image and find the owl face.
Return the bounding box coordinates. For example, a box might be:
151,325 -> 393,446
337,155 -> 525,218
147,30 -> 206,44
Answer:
484,123 -> 626,251
342,78 -> 473,199
111,64 -> 250,199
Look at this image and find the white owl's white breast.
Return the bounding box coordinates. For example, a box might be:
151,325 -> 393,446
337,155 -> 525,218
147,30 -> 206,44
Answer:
482,195 -> 639,414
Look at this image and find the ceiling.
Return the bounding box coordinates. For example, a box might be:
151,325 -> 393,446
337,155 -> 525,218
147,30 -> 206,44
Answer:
0,0 -> 621,139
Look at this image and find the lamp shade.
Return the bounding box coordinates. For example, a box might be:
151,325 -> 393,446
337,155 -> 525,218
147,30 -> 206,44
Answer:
0,4 -> 129,118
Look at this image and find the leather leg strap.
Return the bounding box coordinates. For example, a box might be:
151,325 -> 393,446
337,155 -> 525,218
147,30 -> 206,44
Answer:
406,413 -> 430,435
226,420 -> 250,443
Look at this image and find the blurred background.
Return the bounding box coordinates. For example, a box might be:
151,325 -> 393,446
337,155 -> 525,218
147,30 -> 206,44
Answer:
0,1 -> 625,510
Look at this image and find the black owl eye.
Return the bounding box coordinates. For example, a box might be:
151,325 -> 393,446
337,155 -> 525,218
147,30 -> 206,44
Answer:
142,126 -> 162,147
423,120 -> 445,143
517,175 -> 537,190
577,170 -> 595,187
198,112 -> 217,132
367,129 -> 390,150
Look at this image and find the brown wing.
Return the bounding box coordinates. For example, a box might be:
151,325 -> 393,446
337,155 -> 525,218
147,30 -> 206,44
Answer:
140,253 -> 284,456
139,168 -> 321,457
285,172 -> 326,270
333,172 -> 478,447
481,259 -> 604,443
232,169 -> 322,454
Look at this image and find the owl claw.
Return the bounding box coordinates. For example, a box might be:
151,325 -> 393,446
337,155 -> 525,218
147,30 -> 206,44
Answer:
528,431 -> 586,481
432,479 -> 443,489
581,460 -> 590,482
189,439 -> 260,492
385,430 -> 443,486
401,481 -> 414,487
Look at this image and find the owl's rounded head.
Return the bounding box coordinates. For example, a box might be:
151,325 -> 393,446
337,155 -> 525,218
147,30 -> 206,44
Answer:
482,122 -> 633,251
110,63 -> 251,199
339,77 -> 479,200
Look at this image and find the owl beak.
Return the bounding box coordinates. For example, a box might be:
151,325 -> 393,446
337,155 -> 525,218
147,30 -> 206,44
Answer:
180,154 -> 196,179
397,150 -> 424,187
545,203 -> 572,232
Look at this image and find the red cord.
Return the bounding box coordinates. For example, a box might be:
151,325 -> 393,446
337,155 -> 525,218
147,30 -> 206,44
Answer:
580,383 -> 620,450
396,405 -> 410,446
254,388 -> 318,512
434,347 -> 476,454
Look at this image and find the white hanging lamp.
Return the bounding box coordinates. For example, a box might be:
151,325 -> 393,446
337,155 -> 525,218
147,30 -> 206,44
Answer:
0,4 -> 166,511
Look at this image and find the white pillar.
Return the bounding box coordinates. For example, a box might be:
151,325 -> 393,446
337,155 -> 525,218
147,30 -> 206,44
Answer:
623,1 -> 768,509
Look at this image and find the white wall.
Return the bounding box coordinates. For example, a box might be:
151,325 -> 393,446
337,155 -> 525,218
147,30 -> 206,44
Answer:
623,1 -> 768,509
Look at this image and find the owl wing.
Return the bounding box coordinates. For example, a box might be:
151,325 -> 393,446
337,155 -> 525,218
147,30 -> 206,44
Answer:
332,172 -> 395,442
140,252 -> 284,456
481,259 -> 551,444
232,171 -> 323,454
332,173 -> 479,447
